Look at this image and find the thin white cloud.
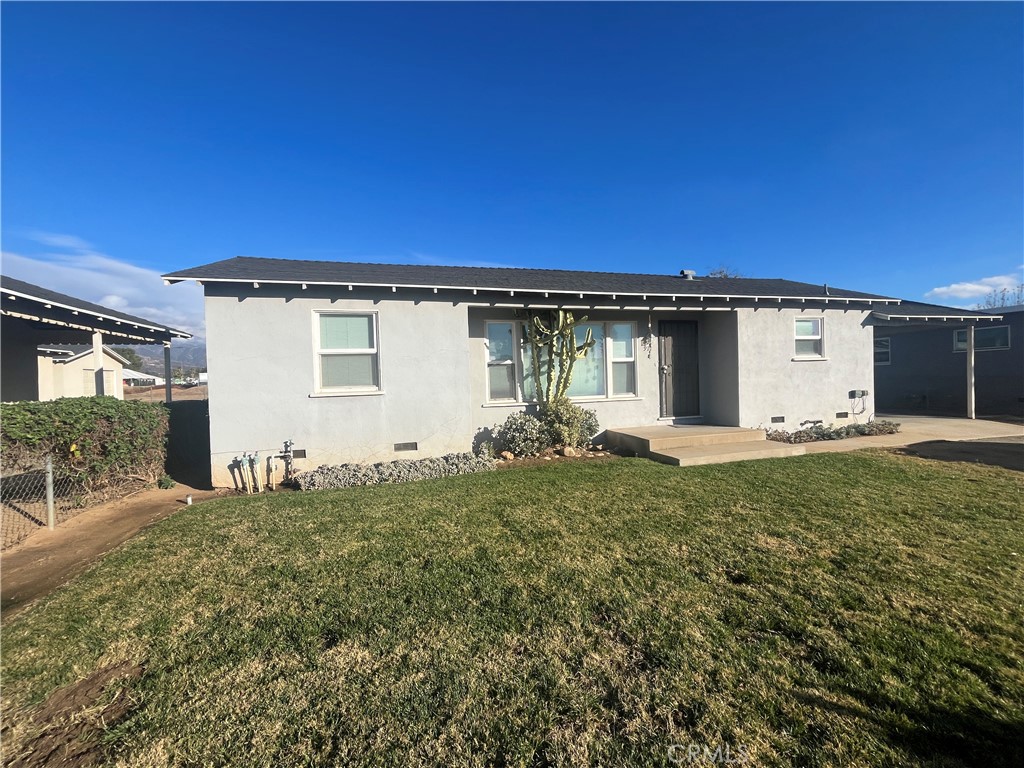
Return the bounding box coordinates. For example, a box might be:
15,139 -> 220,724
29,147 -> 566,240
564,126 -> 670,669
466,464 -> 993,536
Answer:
1,232 -> 205,340
925,270 -> 1023,300
408,251 -> 515,269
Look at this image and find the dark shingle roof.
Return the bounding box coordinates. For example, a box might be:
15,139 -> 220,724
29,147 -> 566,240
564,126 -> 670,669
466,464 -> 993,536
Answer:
1,275 -> 191,338
164,256 -> 897,301
872,300 -> 1003,321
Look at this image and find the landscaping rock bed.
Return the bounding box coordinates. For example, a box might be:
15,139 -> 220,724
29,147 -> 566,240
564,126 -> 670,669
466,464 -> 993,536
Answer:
293,453 -> 494,491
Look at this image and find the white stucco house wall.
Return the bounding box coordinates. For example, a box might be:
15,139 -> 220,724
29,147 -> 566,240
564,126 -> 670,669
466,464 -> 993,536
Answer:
163,257 -> 996,487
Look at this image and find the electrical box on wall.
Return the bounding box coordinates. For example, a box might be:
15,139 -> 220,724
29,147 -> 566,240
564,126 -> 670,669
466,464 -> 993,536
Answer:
848,390 -> 869,399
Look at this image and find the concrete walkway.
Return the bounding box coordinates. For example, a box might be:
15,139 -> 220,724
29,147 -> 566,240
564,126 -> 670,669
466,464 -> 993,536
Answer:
1,484 -> 226,621
801,414 -> 1024,455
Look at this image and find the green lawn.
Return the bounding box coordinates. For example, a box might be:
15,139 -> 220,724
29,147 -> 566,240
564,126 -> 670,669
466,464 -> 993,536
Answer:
3,452 -> 1023,767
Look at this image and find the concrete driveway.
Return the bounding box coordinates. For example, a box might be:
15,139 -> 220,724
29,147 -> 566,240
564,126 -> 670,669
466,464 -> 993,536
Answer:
802,414 -> 1024,471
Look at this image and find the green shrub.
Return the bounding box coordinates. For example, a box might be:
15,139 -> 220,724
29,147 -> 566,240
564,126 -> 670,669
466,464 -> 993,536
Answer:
1,397 -> 170,492
766,420 -> 901,444
495,412 -> 546,457
539,398 -> 600,449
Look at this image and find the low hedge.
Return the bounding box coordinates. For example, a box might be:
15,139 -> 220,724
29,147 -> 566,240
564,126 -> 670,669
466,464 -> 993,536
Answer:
0,397 -> 169,491
766,420 -> 901,444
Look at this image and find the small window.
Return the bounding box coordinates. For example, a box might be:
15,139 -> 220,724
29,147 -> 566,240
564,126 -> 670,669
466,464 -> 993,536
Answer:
316,313 -> 380,391
954,325 -> 1011,352
874,337 -> 891,365
609,322 -> 637,396
795,318 -> 823,357
486,322 -> 517,401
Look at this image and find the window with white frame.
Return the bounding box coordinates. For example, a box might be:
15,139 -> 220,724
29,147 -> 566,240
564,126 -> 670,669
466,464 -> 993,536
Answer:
873,336 -> 891,365
953,325 -> 1010,352
487,320 -> 639,403
794,318 -> 824,357
316,312 -> 380,391
609,322 -> 637,396
485,322 -> 517,401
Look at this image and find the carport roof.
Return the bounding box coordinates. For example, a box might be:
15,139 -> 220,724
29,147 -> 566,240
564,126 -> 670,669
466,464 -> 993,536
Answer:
1,275 -> 191,342
871,300 -> 1003,323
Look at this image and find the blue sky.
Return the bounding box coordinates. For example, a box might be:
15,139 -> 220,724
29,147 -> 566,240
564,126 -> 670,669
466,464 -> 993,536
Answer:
2,2 -> 1021,336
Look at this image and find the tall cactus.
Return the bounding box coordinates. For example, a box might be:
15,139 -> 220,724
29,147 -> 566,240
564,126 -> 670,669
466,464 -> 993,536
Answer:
523,310 -> 595,404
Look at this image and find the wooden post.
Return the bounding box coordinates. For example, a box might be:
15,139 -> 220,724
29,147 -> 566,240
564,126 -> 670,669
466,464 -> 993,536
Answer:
966,325 -> 975,420
164,341 -> 173,403
92,331 -> 105,396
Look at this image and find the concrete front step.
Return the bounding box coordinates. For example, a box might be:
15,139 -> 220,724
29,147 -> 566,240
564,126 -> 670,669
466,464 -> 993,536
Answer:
650,440 -> 806,467
605,425 -> 766,455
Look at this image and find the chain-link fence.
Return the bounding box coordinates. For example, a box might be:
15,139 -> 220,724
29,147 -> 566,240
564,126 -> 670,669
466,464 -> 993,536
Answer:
1,457 -> 84,550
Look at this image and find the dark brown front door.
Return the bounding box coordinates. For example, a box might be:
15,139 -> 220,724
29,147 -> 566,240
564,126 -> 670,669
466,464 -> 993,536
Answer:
659,320 -> 700,418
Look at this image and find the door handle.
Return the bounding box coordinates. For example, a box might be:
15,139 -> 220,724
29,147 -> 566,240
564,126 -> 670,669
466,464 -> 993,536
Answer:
660,365 -> 670,373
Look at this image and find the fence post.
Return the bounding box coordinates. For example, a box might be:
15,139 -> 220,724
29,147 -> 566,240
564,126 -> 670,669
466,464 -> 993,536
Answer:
45,454 -> 56,530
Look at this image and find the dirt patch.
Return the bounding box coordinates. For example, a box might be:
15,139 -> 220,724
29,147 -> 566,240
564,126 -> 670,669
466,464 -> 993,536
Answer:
5,662 -> 143,768
1,485 -> 227,621
124,384 -> 207,402
494,449 -> 620,470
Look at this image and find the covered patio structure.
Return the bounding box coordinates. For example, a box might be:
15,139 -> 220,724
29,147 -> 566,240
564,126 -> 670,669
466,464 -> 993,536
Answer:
871,301 -> 1006,420
1,275 -> 191,402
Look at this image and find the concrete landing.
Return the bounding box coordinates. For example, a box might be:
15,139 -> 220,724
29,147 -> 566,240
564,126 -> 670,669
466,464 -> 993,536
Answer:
651,440 -> 806,467
605,425 -> 803,467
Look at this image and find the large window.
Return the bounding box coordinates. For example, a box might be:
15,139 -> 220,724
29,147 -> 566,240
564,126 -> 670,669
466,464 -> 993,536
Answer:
316,312 -> 380,392
487,320 -> 638,403
794,318 -> 824,357
873,337 -> 891,365
953,326 -> 1010,352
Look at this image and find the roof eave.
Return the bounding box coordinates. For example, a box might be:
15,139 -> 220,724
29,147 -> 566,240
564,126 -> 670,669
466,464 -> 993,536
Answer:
2,287 -> 191,340
872,311 -> 1003,322
164,274 -> 899,305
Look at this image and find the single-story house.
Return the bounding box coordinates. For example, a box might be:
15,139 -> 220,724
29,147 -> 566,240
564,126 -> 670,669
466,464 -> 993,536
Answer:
163,257 -> 1001,487
36,344 -> 129,400
875,304 -> 1022,418
1,275 -> 191,403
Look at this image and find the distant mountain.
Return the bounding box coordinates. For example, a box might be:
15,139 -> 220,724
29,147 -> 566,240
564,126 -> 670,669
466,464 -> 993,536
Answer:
129,339 -> 207,374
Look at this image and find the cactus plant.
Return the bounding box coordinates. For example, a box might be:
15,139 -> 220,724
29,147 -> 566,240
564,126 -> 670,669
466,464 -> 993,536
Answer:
523,310 -> 596,404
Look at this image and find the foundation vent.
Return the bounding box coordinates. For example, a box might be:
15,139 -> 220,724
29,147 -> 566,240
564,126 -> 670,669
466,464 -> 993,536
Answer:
770,416 -> 785,424
835,411 -> 849,419
394,442 -> 418,452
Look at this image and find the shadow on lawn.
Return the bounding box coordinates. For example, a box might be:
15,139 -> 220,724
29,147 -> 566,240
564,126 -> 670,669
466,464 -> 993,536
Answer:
895,439 -> 1024,472
794,690 -> 1024,766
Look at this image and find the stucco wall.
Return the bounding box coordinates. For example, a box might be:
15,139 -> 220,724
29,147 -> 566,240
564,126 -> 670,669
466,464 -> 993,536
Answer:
735,308 -> 875,430
201,286 -> 880,485
874,314 -> 1024,416
697,311 -> 740,426
37,352 -> 124,400
204,285 -> 473,486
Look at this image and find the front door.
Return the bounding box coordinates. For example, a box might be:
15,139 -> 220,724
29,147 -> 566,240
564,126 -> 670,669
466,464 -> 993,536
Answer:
658,321 -> 700,418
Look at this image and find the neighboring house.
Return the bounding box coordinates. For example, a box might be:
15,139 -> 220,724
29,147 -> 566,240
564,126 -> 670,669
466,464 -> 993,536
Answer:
36,344 -> 129,400
875,304 -> 1023,418
1,275 -> 191,403
163,257 -> 998,487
